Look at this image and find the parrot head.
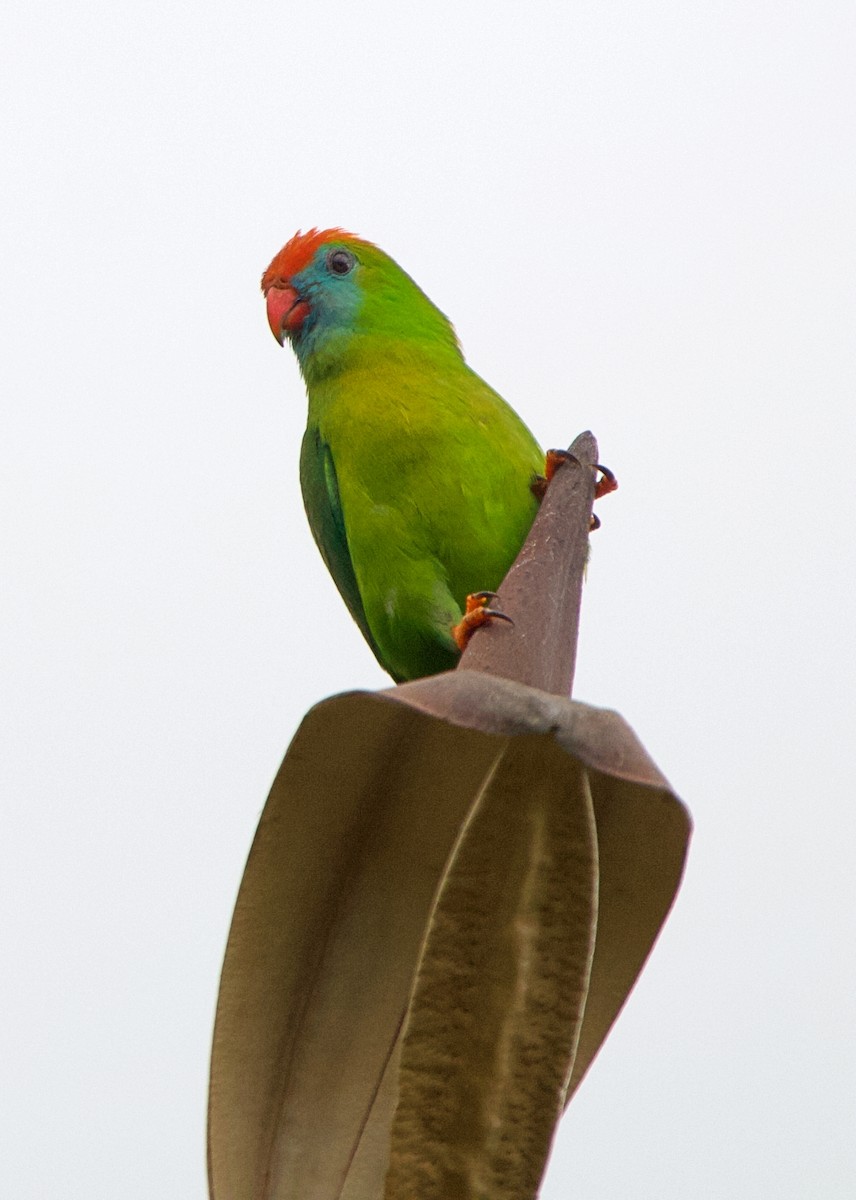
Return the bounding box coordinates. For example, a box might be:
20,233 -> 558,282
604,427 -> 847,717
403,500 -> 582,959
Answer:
261,228 -> 460,372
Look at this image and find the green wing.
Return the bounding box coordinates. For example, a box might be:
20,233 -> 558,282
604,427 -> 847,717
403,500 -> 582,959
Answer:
299,426 -> 388,671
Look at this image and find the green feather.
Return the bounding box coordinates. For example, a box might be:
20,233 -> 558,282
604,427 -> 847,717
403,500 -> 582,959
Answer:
299,426 -> 390,673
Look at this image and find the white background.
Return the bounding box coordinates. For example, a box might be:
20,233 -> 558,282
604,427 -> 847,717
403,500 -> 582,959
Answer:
2,2 -> 855,1196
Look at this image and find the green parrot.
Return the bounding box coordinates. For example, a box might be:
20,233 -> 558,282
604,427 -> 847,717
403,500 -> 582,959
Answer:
262,227 -> 549,683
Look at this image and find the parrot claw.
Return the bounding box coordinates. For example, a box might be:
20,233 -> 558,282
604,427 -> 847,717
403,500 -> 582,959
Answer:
545,448 -> 579,480
452,591 -> 514,652
594,462 -> 618,499
467,590 -> 501,608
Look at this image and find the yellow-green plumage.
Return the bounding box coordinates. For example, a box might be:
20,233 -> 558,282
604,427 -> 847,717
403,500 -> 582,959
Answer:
263,229 -> 543,682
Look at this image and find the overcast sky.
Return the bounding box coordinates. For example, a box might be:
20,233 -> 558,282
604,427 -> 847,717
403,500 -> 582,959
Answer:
2,1 -> 855,1197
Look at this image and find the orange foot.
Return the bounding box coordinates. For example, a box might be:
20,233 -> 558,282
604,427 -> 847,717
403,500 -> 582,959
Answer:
530,450 -> 618,528
452,591 -> 514,652
530,448 -> 575,500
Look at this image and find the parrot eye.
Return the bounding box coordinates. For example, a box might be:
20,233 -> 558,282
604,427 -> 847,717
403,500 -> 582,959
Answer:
326,249 -> 356,276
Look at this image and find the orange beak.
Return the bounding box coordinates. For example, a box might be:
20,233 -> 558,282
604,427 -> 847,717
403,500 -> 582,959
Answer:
265,285 -> 310,343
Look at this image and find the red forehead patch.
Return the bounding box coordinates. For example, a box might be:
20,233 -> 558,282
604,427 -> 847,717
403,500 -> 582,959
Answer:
261,227 -> 362,291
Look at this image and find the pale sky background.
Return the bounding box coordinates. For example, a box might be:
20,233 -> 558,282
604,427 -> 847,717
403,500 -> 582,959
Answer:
2,2 -> 855,1197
